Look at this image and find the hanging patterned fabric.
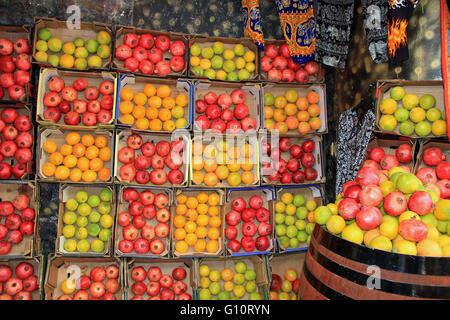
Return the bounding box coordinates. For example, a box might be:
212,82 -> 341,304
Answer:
242,0 -> 265,50
275,0 -> 316,64
387,0 -> 420,66
314,0 -> 355,69
362,0 -> 389,63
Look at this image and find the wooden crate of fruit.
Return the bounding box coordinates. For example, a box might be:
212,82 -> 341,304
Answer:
171,188 -> 225,258
375,80 -> 446,139
259,39 -> 324,84
113,25 -> 188,78
0,255 -> 46,300
36,68 -> 117,128
274,185 -> 322,253
44,256 -> 123,300
259,134 -> 324,186
188,34 -> 259,82
114,186 -> 172,258
0,104 -> 34,181
261,82 -> 327,136
194,255 -> 268,300
123,257 -> 194,300
224,187 -> 275,257
0,24 -> 32,103
190,133 -> 260,188
55,184 -> 116,257
114,130 -> 190,187
32,17 -> 113,71
37,127 -> 114,184
115,74 -> 192,132
0,181 -> 37,260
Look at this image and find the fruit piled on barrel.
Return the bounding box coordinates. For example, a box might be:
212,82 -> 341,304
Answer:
0,262 -> 39,300
42,76 -> 114,126
269,269 -> 300,300
0,36 -> 31,101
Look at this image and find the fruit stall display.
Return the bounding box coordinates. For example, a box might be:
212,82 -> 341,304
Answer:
124,258 -> 193,300
0,105 -> 34,180
114,186 -> 172,257
224,188 -> 275,256
195,256 -> 267,300
113,26 -> 188,77
38,128 -> 113,183
0,25 -> 32,103
172,189 -> 225,257
376,81 -> 446,138
32,18 -> 112,70
190,134 -> 259,188
262,83 -> 327,135
0,257 -> 45,300
114,131 -> 189,187
189,36 -> 258,82
116,75 -> 191,132
56,185 -> 115,256
267,252 -> 304,300
44,256 -> 123,300
260,135 -> 323,185
274,186 -> 323,252
193,80 -> 260,133
0,182 -> 37,258
260,40 -> 323,84
36,68 -> 117,127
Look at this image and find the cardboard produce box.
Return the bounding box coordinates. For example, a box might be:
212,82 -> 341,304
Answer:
259,133 -> 325,186
190,133 -> 260,188
274,185 -> 322,253
0,181 -> 37,260
115,74 -> 192,132
193,80 -> 261,132
55,184 -> 116,257
32,17 -> 113,71
0,255 -> 46,300
113,25 -> 189,78
413,139 -> 450,174
194,255 -> 269,300
188,35 -> 259,81
261,82 -> 328,135
171,188 -> 225,258
224,187 -> 275,257
114,185 -> 173,258
114,130 -> 190,188
0,24 -> 32,103
36,68 -> 117,128
375,80 -> 446,138
0,103 -> 35,181
44,256 -> 123,300
123,257 -> 194,300
259,39 -> 324,83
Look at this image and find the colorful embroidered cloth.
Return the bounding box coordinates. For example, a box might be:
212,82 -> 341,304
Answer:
441,0 -> 450,141
242,0 -> 265,50
275,0 -> 316,64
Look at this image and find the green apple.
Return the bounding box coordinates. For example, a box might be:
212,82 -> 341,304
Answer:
234,261 -> 247,274
89,211 -> 101,223
77,203 -> 92,217
295,219 -> 307,230
218,290 -> 231,300
98,202 -> 111,215
296,207 -> 308,220
244,270 -> 256,281
210,56 -> 223,69
264,93 -> 275,106
76,216 -> 88,228
77,239 -> 90,253
199,264 -> 210,277
209,269 -> 221,282
66,199 -> 78,211
98,229 -> 112,242
276,224 -> 286,236
199,288 -> 211,300
275,213 -> 285,224
63,211 -> 77,225
48,54 -> 60,67
100,214 -> 113,229
100,188 -> 112,202
88,195 -> 101,208
36,40 -> 48,52
48,38 -> 62,52
279,236 -> 290,248
289,237 -> 299,248
75,227 -> 88,240
190,43 -> 201,56
38,28 -> 52,41
91,239 -> 105,253
87,55 -> 102,68
234,44 -> 245,56
233,285 -> 245,298
249,292 -> 262,300
212,41 -> 225,55
73,37 -> 85,47
285,216 -> 295,226
238,69 -> 250,80
97,44 -> 111,59
75,47 -> 89,59
87,224 -> 101,237
201,47 -> 214,59
74,58 -> 88,70
223,60 -> 236,73
86,39 -> 99,53
286,225 -> 298,238
63,239 -> 77,252
203,68 -> 216,80
209,281 -> 221,295
96,31 -> 111,45
226,71 -> 238,81
233,273 -> 245,285
192,66 -> 204,76
245,280 -> 256,293
297,230 -> 308,242
75,190 -> 89,203
62,225 -> 76,238
223,49 -> 235,60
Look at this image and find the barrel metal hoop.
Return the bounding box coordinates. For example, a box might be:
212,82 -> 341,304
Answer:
301,263 -> 351,300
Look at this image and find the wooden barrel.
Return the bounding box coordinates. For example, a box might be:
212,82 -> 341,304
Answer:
299,225 -> 450,300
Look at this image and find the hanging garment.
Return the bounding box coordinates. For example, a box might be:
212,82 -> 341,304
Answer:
387,0 -> 420,66
242,0 -> 265,50
275,0 -> 316,64
314,0 -> 355,69
362,0 -> 389,63
335,108 -> 376,195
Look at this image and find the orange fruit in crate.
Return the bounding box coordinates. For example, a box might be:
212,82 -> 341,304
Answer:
99,147 -> 111,161
63,155 -> 77,168
222,269 -> 234,282
89,158 -> 103,171
175,94 -> 188,107
197,203 -> 209,215
148,96 -> 162,108
308,104 -> 321,117
274,96 -> 287,109
55,165 -> 70,180
77,157 -> 90,171
192,142 -> 204,156
66,132 -> 80,145
209,216 -> 221,228
285,103 -> 297,116
196,226 -> 208,239
69,168 -> 82,182
50,152 -> 63,166
81,134 -> 95,147
186,209 -> 198,221
298,121 -> 311,134
264,106 -> 273,119
119,101 -> 134,114
176,204 -> 187,215
297,110 -> 310,122
186,197 -> 198,209
136,118 -> 150,130
133,92 -> 147,106
310,117 -> 321,131
208,227 -> 220,240
227,161 -> 240,172
82,170 -> 97,182
192,170 -> 204,185
72,144 -> 86,158
85,146 -> 99,160
307,211 -> 315,223
60,144 -> 73,156
163,120 -> 175,132
158,109 -> 171,122
132,105 -> 146,119
192,156 -> 204,171
204,173 -> 218,186
98,167 -> 110,181
174,215 -> 186,228
197,214 -> 209,227
227,147 -> 240,160
204,159 -> 217,173
143,84 -> 156,97
42,162 -> 56,176
194,239 -> 206,252
43,140 -> 57,154
149,119 -> 163,131
265,119 -> 275,131
274,122 -> 288,134
208,193 -> 220,206
175,240 -> 188,253
241,161 -> 253,171
197,192 -> 209,204
156,85 -> 171,98
241,171 -> 255,184
121,114 -> 134,125
208,206 -> 219,216
174,228 -> 186,241
273,109 -> 286,122
120,88 -> 134,101
177,194 -> 187,204
185,232 -> 197,245
307,91 -> 319,104
216,165 -> 229,180
206,240 -> 219,253
285,116 -> 299,130
146,107 -> 159,120
240,144 -> 253,158
162,97 -> 175,109
296,97 -> 309,110
95,136 -> 108,148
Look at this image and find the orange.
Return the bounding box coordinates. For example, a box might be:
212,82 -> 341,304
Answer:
50,152 -> 63,166
177,194 -> 187,204
98,167 -> 110,181
241,171 -> 254,184
296,97 -> 309,110
221,268 -> 234,282
174,215 -> 186,228
133,92 -> 147,106
149,119 -> 163,131
174,228 -> 186,241
240,144 -> 253,158
297,110 -> 310,122
206,240 -> 219,253
146,106 -> 159,120
208,193 -> 220,206
82,170 -> 97,182
207,227 -> 220,240
176,204 -> 188,215
81,134 -> 95,147
156,85 -> 171,98
209,216 -> 221,228
175,240 -> 188,253
65,132 -> 80,145
121,114 -> 134,125
216,165 -> 229,180
69,168 -> 82,182
143,84 -> 156,97
95,136 -> 108,148
119,101 -> 134,114
162,120 -> 175,132
194,239 -> 206,252
175,94 -> 188,107
307,91 -> 320,104
72,144 -> 86,158
60,144 -> 73,156
186,197 -> 199,209
227,161 -> 240,172
308,104 -> 321,117
203,145 -> 217,159
162,97 -> 175,109
132,105 -> 146,119
192,156 -> 204,171
309,117 -> 321,130
184,221 -> 197,233
192,142 -> 204,156
285,103 -> 297,116
285,116 -> 299,130
192,170 -> 204,185
85,146 -> 99,160
274,122 -> 288,134
148,96 -> 162,108
298,121 -> 311,134
196,226 -> 208,239
264,106 -> 273,119
197,214 -> 209,226
197,192 -> 209,204
265,119 -> 275,131
241,161 -> 253,171
273,109 -> 286,122
197,203 -> 209,215
77,157 -> 90,171
63,155 -> 77,168
227,147 -> 240,160
120,88 -> 134,101
99,147 -> 111,161
204,173 -> 218,186
307,211 -> 315,223
42,162 -> 56,176
89,158 -> 103,171
136,118 -> 150,130
55,165 -> 70,180
43,140 -> 57,154
204,159 -> 217,173
186,209 -> 198,221
208,206 -> 219,216
274,95 -> 287,109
